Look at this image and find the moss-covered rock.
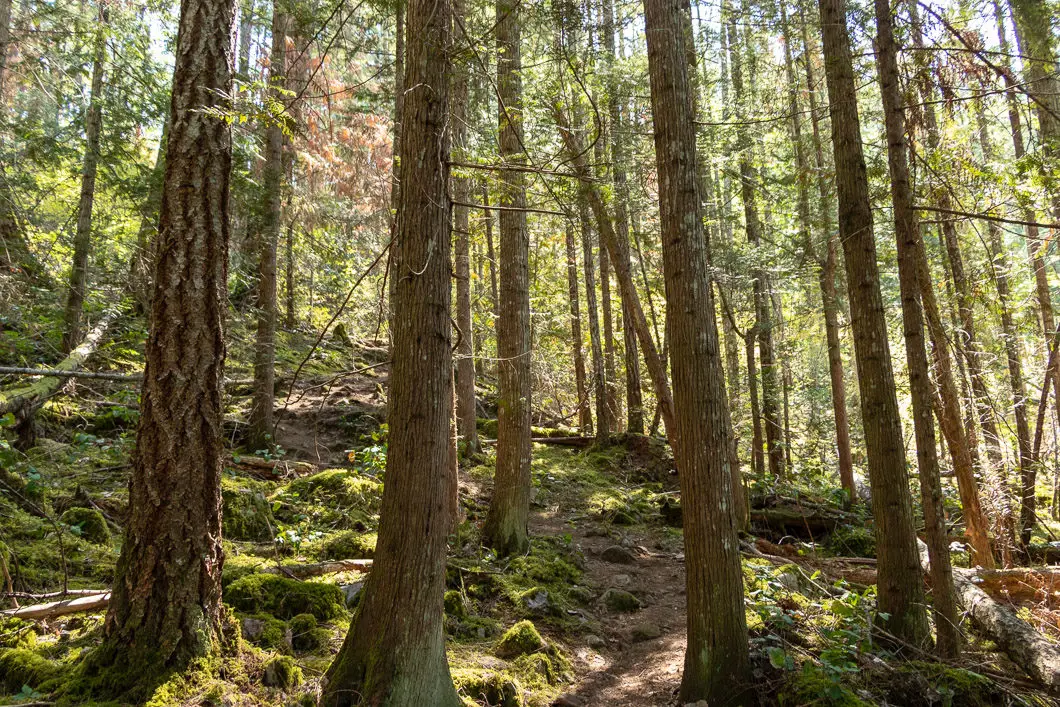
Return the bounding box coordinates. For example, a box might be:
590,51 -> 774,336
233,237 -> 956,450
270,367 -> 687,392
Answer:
59,507 -> 109,545
452,667 -> 521,707
445,590 -> 469,619
225,573 -> 346,621
313,530 -> 377,560
274,469 -> 382,529
0,648 -> 59,693
262,655 -> 303,689
496,620 -> 545,658
221,477 -> 276,542
602,588 -> 641,612
288,613 -> 329,653
239,613 -> 289,651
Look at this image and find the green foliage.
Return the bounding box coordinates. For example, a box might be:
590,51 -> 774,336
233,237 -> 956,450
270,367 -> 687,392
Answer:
827,524 -> 876,558
224,574 -> 347,621
273,468 -> 383,530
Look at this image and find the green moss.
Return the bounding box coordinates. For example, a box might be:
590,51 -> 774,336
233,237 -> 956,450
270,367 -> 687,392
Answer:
445,590 -> 469,619
476,418 -> 499,439
0,618 -> 37,650
288,613 -> 329,653
452,667 -> 521,707
59,507 -> 109,545
883,661 -> 1002,706
827,524 -> 876,558
602,588 -> 641,612
779,664 -> 872,707
221,477 -> 276,542
225,573 -> 347,621
262,655 -> 303,688
0,648 -> 59,693
312,530 -> 377,560
240,613 -> 289,651
496,620 -> 544,658
511,652 -> 560,689
274,469 -> 382,529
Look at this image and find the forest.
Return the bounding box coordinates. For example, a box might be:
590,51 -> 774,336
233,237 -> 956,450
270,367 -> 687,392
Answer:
4,0 -> 1060,701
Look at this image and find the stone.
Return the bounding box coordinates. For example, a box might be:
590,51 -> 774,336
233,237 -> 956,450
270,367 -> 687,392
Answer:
611,573 -> 632,587
340,581 -> 364,607
584,634 -> 606,648
602,588 -> 642,612
601,545 -> 635,564
241,617 -> 265,642
631,623 -> 662,642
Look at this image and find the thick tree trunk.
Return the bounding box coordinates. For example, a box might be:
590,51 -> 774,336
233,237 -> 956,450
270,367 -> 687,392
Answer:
83,0 -> 235,695
483,0 -> 533,556
248,3 -> 287,452
875,0 -> 960,657
321,0 -> 459,698
566,226 -> 592,433
452,0 -> 478,456
817,0 -> 930,646
643,0 -> 750,701
61,6 -> 107,354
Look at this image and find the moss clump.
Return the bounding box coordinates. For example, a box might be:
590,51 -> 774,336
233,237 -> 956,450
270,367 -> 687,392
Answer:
779,664 -> 872,707
288,613 -> 330,653
452,667 -> 521,707
445,590 -> 468,619
496,620 -> 545,658
0,648 -> 60,693
239,613 -> 289,651
221,477 -> 276,542
59,507 -> 109,545
225,573 -> 347,621
879,661 -> 1001,706
827,524 -> 876,558
262,655 -> 303,688
476,418 -> 499,439
313,530 -> 377,560
0,618 -> 37,650
602,588 -> 641,612
274,469 -> 382,529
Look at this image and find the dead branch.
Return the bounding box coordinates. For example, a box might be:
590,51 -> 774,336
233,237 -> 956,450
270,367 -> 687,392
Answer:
0,591 -> 110,620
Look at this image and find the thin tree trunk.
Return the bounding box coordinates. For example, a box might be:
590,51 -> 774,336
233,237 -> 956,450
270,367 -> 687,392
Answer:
84,0 -> 234,693
600,235 -> 618,432
248,3 -> 287,451
238,0 -> 254,77
321,0 -> 460,696
61,5 -> 108,354
817,0 -> 930,646
874,0 -> 961,657
581,201 -> 608,443
129,117 -> 169,314
284,221 -> 295,327
483,0 -> 533,556
746,331 -> 765,478
566,225 -> 592,433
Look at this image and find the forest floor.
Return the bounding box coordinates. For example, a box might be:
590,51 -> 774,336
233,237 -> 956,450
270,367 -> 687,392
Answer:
1,312 -> 1058,705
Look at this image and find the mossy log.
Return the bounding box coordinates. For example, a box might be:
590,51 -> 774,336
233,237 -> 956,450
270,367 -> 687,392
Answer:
1,591 -> 110,620
263,558 -> 373,579
229,455 -> 317,480
749,507 -> 847,538
0,309 -> 120,417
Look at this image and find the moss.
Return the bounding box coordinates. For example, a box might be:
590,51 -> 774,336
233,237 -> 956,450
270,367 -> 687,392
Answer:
312,530 -> 377,560
450,615 -> 501,640
274,469 -> 382,529
511,652 -> 562,689
496,620 -> 544,658
452,667 -> 521,707
59,507 -> 109,545
476,418 -> 499,439
827,524 -> 876,558
225,573 -> 347,621
239,613 -> 289,651
0,648 -> 59,693
778,664 -> 872,707
221,476 -> 276,542
602,588 -> 641,612
881,661 -> 1002,706
221,550 -> 268,589
445,590 -> 469,619
288,613 -> 329,653
0,618 -> 37,650
262,655 -> 303,688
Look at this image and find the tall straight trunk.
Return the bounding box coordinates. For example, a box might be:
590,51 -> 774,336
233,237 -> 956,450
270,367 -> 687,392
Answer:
129,117 -> 170,313
284,221 -> 295,327
746,332 -> 764,477
799,0 -> 855,498
600,236 -> 618,431
482,180 -> 499,324
644,0 -> 750,700
321,0 -> 459,698
725,12 -> 784,479
483,0 -> 532,556
238,0 -> 254,76
875,0 -> 960,658
248,1 -> 287,451
386,0 -> 405,335
452,0 -> 478,455
817,0 -> 930,646
61,6 -> 108,354
84,0 -> 234,694
566,225 -> 592,432
581,201 -> 608,443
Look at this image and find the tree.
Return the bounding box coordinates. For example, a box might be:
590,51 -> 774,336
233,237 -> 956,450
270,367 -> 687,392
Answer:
61,4 -> 108,354
817,0 -> 930,646
80,0 -> 236,693
565,223 -> 592,432
319,0 -> 460,697
483,0 -> 533,556
643,0 -> 750,701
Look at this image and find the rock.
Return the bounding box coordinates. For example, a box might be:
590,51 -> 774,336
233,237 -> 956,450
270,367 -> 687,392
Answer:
552,695 -> 585,706
262,655 -> 303,688
521,588 -> 550,613
585,634 -> 606,648
602,588 -> 642,612
340,581 -> 364,607
631,623 -> 662,642
241,617 -> 266,641
496,619 -> 545,658
611,573 -> 632,587
569,586 -> 593,604
601,545 -> 635,564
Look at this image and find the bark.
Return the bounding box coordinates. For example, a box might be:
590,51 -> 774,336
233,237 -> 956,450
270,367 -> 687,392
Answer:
565,225 -> 592,433
581,200 -> 609,443
61,5 -> 108,354
483,0 -> 532,557
817,0 -> 930,646
1,592 -> 111,621
321,0 -> 459,699
248,2 -> 287,451
874,0 -> 960,657
745,331 -> 765,477
84,0 -> 235,693
483,180 -> 499,327
643,0 -> 750,701
600,236 -> 618,432
726,10 -> 784,480
452,0 -> 478,456
284,221 -> 295,327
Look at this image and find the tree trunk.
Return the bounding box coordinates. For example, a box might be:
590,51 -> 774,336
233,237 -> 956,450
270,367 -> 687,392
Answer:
566,225 -> 592,433
874,0 -> 960,657
643,0 -> 750,701
817,0 -> 930,646
237,0 -> 255,77
581,201 -> 608,444
61,5 -> 108,354
129,119 -> 169,314
600,236 -> 619,432
284,221 -> 295,327
248,3 -> 287,452
83,0 -> 235,694
746,331 -> 765,477
452,0 -> 478,456
483,0 -> 532,556
482,180 -> 499,328
321,0 -> 459,699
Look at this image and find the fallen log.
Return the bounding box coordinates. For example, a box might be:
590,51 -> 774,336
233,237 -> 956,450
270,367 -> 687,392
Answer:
229,455 -> 317,479
749,507 -> 846,538
0,591 -> 110,620
264,559 -> 372,579
920,540 -> 1060,692
481,436 -> 596,448
974,567 -> 1060,607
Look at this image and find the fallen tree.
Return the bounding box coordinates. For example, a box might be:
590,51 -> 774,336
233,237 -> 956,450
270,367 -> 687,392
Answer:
264,559 -> 373,579
0,591 -> 110,621
229,454 -> 318,480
